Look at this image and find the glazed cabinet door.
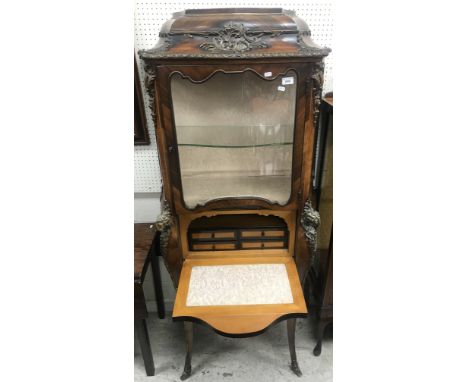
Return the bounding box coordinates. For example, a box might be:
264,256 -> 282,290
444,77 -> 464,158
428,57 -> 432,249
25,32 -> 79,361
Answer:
154,63 -> 311,213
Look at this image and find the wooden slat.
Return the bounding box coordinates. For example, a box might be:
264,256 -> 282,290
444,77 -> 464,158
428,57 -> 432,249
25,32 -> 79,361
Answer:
191,232 -> 213,239
213,231 -> 235,239
263,230 -> 285,237
187,249 -> 289,259
263,241 -> 285,248
214,243 -> 236,250
192,243 -> 237,251
241,231 -> 262,237
242,242 -> 263,249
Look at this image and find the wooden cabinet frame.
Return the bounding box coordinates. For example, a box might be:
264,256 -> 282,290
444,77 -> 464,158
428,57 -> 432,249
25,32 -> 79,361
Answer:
146,60 -> 325,285
139,6 -> 329,317
155,63 -> 312,213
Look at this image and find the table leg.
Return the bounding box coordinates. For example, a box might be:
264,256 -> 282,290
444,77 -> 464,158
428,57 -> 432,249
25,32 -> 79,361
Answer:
151,249 -> 165,319
287,318 -> 302,377
180,321 -> 193,380
314,320 -> 331,356
135,318 -> 155,376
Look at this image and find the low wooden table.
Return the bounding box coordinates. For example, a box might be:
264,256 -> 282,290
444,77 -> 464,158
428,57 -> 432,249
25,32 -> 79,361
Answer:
134,223 -> 165,376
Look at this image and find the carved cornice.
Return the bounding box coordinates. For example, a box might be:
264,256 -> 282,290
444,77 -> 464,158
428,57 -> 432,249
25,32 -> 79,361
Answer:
139,30 -> 330,60
140,47 -> 330,60
297,34 -> 326,57
159,28 -> 304,38
301,198 -> 320,250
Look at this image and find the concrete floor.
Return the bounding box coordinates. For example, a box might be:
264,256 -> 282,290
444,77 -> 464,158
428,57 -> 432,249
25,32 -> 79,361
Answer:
135,312 -> 332,382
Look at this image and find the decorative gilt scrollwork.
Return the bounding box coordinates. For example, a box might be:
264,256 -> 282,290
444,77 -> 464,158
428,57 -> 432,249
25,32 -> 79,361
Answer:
155,198 -> 172,256
154,198 -> 176,284
139,30 -> 330,58
154,198 -> 172,232
140,48 -> 330,59
199,23 -> 269,53
309,62 -> 325,129
143,64 -> 157,129
301,198 -> 320,250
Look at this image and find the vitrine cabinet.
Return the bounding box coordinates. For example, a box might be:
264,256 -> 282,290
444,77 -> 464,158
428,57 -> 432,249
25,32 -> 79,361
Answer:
139,8 -> 330,378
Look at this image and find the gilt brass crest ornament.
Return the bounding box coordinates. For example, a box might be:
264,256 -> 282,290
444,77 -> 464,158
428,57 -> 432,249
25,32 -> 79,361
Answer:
301,198 -> 321,250
200,23 -> 269,53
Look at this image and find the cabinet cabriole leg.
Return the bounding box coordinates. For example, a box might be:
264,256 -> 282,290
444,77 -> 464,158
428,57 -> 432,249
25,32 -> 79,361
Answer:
180,321 -> 193,380
287,319 -> 302,377
313,320 -> 328,356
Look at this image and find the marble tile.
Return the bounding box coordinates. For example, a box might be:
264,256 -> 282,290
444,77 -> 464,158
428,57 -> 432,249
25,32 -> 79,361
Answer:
187,264 -> 293,306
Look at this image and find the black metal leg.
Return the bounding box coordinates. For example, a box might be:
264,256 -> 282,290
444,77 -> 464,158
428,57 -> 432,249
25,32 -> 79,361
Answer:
135,319 -> 155,376
151,251 -> 165,319
287,319 -> 302,377
180,321 -> 193,380
313,337 -> 322,356
313,320 -> 329,356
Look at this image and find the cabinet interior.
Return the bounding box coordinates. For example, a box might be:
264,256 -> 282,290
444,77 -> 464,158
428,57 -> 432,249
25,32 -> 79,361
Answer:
179,210 -> 296,259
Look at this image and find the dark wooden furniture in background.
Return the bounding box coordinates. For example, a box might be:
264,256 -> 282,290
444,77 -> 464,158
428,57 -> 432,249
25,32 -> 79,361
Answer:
139,8 -> 330,379
307,93 -> 333,356
134,223 -> 165,376
312,230 -> 333,356
134,53 -> 150,145
313,93 -> 333,208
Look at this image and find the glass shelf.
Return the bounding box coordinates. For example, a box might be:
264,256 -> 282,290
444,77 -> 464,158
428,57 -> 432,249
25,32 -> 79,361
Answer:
171,70 -> 297,208
176,124 -> 294,147
178,142 -> 293,148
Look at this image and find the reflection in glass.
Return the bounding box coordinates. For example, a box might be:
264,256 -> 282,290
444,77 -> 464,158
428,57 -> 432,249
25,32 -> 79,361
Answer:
171,70 -> 297,208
